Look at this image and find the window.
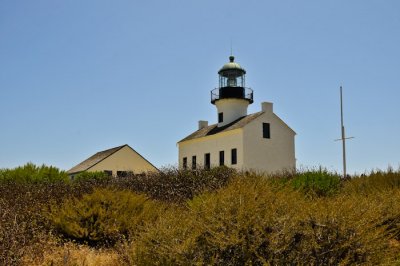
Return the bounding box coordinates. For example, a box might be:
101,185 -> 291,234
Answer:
204,153 -> 210,169
104,170 -> 112,177
219,151 -> 224,166
218,112 -> 223,123
183,157 -> 187,169
231,148 -> 237,165
192,156 -> 197,170
263,123 -> 271,139
117,171 -> 128,177
227,77 -> 237,87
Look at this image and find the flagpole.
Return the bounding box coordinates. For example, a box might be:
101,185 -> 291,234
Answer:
340,86 -> 347,178
335,86 -> 354,178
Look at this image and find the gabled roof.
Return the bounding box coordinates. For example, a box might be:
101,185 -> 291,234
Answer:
178,112 -> 264,143
67,144 -> 157,175
67,145 -> 126,174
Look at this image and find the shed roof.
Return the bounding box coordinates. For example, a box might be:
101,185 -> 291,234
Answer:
67,144 -> 129,174
178,112 -> 264,143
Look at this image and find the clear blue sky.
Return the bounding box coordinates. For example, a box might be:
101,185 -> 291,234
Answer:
1,1 -> 399,174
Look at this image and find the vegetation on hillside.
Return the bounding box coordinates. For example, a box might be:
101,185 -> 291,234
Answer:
1,163 -> 400,265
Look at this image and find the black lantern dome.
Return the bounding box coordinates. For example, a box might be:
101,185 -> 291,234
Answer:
211,56 -> 253,104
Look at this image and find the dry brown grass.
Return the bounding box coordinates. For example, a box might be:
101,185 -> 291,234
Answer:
22,242 -> 120,266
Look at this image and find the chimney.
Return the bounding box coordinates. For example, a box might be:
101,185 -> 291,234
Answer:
198,120 -> 208,130
261,102 -> 273,113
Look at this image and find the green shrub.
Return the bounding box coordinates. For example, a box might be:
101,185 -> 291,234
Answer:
48,188 -> 162,247
0,163 -> 68,183
291,169 -> 341,197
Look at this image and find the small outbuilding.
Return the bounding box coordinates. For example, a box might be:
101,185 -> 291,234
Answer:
67,144 -> 158,178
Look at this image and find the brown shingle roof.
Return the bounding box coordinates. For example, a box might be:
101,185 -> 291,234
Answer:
67,144 -> 127,174
178,112 -> 264,143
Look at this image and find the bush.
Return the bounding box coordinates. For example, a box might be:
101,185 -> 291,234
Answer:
0,182 -> 68,265
0,179 -> 127,265
73,171 -> 110,181
129,207 -> 195,265
291,169 -> 341,197
342,168 -> 400,195
3,165 -> 400,265
115,166 -> 235,203
48,188 -> 163,247
133,175 -> 396,265
0,163 -> 68,183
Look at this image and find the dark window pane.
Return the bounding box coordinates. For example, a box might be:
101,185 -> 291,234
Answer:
183,157 -> 187,169
117,171 -> 128,177
219,151 -> 224,166
263,123 -> 271,139
218,112 -> 223,123
192,156 -> 197,170
231,148 -> 237,165
204,153 -> 211,169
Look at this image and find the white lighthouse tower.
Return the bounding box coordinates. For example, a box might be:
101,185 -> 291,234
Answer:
211,55 -> 254,127
178,55 -> 296,173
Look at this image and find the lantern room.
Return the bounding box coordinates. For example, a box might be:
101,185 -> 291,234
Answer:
211,55 -> 253,104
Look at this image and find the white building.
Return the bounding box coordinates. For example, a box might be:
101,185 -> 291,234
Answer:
178,56 -> 296,173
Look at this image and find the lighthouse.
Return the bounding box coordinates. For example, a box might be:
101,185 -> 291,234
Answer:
178,55 -> 296,173
211,56 -> 254,127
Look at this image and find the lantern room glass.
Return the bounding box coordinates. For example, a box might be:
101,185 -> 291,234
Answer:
219,74 -> 245,88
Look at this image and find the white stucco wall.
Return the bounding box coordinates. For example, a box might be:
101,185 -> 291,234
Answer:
242,112 -> 296,173
88,145 -> 158,175
178,129 -> 244,169
178,102 -> 295,174
215,99 -> 249,126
